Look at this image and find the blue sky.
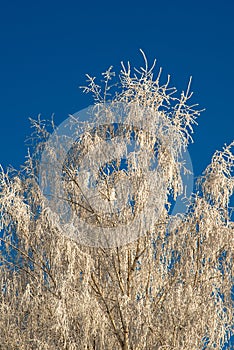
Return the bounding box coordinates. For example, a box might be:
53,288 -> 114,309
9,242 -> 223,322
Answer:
0,1 -> 233,346
0,0 -> 233,179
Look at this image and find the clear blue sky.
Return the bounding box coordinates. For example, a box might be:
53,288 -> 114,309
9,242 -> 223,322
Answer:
0,1 -> 233,346
0,0 -> 233,178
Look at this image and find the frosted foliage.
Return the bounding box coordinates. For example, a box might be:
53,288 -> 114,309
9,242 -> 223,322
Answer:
0,52 -> 233,349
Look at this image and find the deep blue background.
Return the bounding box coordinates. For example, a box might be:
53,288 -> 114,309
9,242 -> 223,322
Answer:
0,1 -> 233,347
0,0 -> 233,179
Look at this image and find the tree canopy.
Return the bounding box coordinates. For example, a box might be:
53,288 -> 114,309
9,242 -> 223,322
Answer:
0,52 -> 233,349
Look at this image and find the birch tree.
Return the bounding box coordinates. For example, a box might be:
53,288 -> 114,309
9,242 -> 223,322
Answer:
0,52 -> 233,349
